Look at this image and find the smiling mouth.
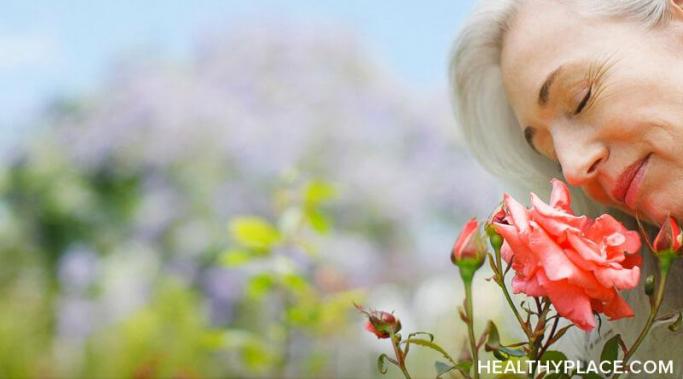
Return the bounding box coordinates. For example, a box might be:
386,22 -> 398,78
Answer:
612,154 -> 652,207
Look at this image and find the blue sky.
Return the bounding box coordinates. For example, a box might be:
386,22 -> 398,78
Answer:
1,0 -> 475,133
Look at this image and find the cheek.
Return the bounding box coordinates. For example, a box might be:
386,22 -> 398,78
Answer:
533,129 -> 558,161
642,171 -> 683,223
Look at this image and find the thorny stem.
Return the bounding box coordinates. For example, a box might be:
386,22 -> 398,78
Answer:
613,252 -> 675,379
528,300 -> 552,379
537,312 -> 560,364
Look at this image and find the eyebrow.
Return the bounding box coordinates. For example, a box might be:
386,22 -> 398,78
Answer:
538,66 -> 563,106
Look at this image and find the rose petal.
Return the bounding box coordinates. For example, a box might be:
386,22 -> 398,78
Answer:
585,215 -> 641,256
527,221 -> 577,281
495,224 -> 539,277
593,265 -> 640,290
452,218 -> 479,261
549,178 -> 573,212
503,193 -> 529,234
601,291 -> 634,320
511,274 -> 546,297
567,232 -> 607,264
530,193 -> 587,235
565,264 -> 613,301
538,272 -> 596,331
620,252 -> 642,270
564,247 -> 600,271
605,232 -> 625,246
622,230 -> 642,255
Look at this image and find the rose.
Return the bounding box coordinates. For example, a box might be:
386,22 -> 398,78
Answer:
492,179 -> 641,331
354,303 -> 401,339
451,218 -> 486,268
653,215 -> 683,254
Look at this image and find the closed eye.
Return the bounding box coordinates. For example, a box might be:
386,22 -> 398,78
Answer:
574,85 -> 592,114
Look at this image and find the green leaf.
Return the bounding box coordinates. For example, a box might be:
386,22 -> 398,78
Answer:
484,320 -> 501,349
580,373 -> 604,379
402,338 -> 456,364
246,273 -> 275,300
229,216 -> 280,250
377,353 -> 397,375
408,331 -> 434,342
498,346 -> 525,357
540,350 -> 567,365
542,355 -> 572,379
404,331 -> 434,356
220,249 -> 255,267
281,273 -> 310,296
544,374 -> 571,379
435,361 -> 455,377
600,334 -> 621,363
304,208 -> 330,234
484,321 -> 525,358
454,360 -> 473,374
286,304 -> 317,327
493,350 -> 509,361
304,180 -> 336,206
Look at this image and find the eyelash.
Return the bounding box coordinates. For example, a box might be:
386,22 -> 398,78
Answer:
574,85 -> 592,114
574,59 -> 611,115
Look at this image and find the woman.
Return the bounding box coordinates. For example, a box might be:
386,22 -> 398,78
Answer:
450,0 -> 683,373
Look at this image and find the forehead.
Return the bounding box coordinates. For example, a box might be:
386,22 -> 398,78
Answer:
500,0 -> 596,118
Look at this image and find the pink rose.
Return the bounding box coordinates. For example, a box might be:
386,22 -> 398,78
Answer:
354,303 -> 401,339
451,218 -> 486,265
493,179 -> 642,331
653,215 -> 683,254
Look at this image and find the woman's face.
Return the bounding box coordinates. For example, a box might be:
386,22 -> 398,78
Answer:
501,0 -> 683,224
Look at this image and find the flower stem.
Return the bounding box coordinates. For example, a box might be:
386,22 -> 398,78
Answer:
493,246 -> 529,337
390,331 -> 412,379
528,300 -> 551,378
537,313 -> 560,360
614,252 -> 675,379
464,279 -> 480,379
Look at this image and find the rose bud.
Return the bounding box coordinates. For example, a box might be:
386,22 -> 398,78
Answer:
451,218 -> 486,269
653,215 -> 683,254
354,303 -> 401,339
485,205 -> 506,251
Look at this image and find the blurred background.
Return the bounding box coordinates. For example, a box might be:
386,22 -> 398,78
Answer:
0,1 -> 512,377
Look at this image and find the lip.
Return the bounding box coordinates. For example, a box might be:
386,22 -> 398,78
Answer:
612,154 -> 651,208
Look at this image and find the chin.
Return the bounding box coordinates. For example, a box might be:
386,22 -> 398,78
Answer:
637,197 -> 680,226
603,198 -> 659,226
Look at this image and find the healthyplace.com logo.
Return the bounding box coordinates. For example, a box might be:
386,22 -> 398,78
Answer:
478,359 -> 674,375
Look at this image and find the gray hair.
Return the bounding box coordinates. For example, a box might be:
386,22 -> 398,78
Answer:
449,0 -> 671,215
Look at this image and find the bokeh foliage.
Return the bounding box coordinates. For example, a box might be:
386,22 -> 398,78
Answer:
0,21 -> 500,378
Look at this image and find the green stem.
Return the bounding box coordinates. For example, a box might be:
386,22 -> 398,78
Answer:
494,245 -> 529,337
464,279 -> 480,379
390,332 -> 412,379
613,253 -> 675,379
537,313 -> 560,361
528,301 -> 551,379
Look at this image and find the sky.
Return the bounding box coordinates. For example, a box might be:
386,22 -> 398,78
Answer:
1,0 -> 476,136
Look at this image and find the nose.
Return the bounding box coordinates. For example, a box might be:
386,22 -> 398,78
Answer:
551,125 -> 609,186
